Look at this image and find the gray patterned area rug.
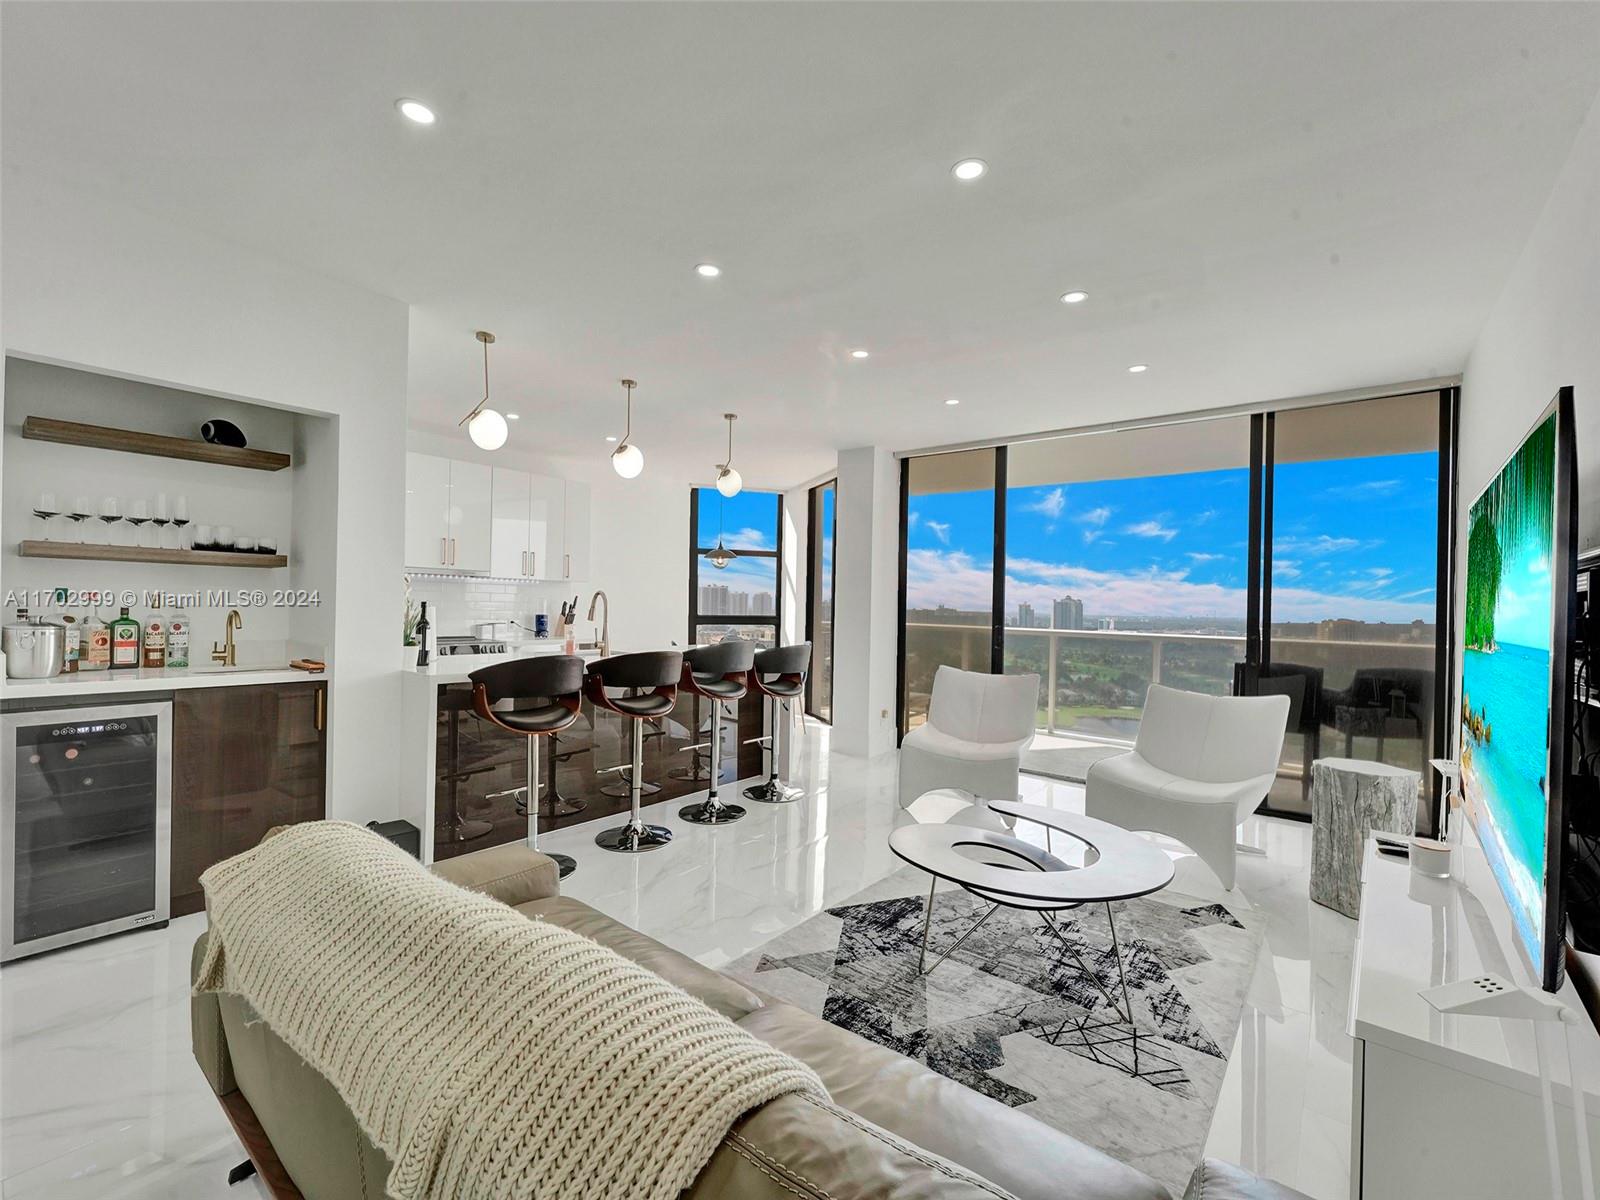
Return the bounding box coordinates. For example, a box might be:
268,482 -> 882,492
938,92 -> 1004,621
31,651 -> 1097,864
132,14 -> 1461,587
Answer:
727,866 -> 1262,1192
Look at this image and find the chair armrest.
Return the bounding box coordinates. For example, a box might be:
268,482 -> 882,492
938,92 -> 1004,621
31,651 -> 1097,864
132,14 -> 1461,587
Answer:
190,931 -> 236,1096
430,842 -> 561,906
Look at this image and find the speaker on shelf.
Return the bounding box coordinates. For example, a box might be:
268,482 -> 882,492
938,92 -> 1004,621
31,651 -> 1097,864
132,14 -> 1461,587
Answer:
200,419 -> 247,448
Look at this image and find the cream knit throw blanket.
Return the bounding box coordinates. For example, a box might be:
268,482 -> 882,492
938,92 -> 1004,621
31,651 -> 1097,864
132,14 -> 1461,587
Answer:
194,822 -> 827,1200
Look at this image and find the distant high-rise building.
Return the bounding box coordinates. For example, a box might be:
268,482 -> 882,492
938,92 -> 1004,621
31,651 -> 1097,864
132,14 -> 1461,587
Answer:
1053,595 -> 1085,630
752,590 -> 775,616
1017,602 -> 1036,629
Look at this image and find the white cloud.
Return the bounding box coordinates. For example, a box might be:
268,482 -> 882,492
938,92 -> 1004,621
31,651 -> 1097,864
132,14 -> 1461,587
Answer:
1076,506 -> 1112,527
1327,479 -> 1403,499
1082,530 -> 1103,545
1186,552 -> 1225,563
925,520 -> 951,544
1274,534 -> 1365,556
1125,520 -> 1178,542
1273,559 -> 1301,579
1367,566 -> 1393,578
1021,487 -> 1066,520
905,546 -> 1437,623
727,527 -> 770,549
907,511 -> 921,528
1193,509 -> 1218,525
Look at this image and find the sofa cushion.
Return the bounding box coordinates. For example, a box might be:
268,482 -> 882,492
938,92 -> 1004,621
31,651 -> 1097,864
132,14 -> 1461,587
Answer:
738,1000 -> 1171,1200
430,841 -> 560,906
518,895 -> 765,1022
1183,1159 -> 1312,1200
903,721 -> 1031,763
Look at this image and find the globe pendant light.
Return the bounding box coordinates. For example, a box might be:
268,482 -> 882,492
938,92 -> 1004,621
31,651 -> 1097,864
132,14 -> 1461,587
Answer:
460,330 -> 508,451
611,379 -> 645,478
703,493 -> 738,570
715,412 -> 742,498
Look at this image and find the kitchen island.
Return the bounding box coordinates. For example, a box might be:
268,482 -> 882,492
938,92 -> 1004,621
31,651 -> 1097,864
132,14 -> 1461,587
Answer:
398,643 -> 771,863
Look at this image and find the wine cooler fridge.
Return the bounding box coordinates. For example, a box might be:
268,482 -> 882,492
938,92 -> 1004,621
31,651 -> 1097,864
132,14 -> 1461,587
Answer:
2,699 -> 172,962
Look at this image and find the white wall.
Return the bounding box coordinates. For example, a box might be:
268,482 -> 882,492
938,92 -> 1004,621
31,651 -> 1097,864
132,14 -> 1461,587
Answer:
1460,91 -> 1600,554
831,447 -> 900,758
1,175 -> 410,824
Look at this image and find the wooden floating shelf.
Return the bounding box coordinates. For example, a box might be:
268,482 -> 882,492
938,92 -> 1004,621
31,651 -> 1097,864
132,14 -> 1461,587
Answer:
22,415 -> 291,472
18,541 -> 288,569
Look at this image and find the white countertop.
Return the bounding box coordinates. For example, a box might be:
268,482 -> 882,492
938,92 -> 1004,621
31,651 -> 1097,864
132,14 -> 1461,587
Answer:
1,664 -> 327,700
404,640 -> 606,686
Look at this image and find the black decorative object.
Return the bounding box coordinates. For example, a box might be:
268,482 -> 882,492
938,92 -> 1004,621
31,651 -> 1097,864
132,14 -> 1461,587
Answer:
200,419 -> 247,448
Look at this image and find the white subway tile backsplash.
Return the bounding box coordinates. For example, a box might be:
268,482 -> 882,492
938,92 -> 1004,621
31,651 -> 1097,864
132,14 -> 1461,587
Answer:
405,574 -> 583,636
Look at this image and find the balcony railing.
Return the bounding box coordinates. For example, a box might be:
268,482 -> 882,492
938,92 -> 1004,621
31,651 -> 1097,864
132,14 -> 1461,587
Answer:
904,621 -> 1435,742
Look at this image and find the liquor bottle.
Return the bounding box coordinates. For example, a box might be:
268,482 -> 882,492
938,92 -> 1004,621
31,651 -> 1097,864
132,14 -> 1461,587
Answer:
59,605 -> 81,674
142,605 -> 167,669
110,607 -> 141,669
82,608 -> 111,671
166,606 -> 190,669
414,602 -> 431,667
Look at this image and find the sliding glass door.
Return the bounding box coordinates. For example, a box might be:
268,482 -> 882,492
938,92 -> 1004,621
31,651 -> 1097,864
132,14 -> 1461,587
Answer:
1253,392 -> 1446,818
805,480 -> 836,722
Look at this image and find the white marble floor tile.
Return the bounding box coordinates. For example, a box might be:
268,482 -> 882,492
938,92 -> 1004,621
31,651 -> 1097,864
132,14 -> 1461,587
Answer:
1,719 -> 1353,1200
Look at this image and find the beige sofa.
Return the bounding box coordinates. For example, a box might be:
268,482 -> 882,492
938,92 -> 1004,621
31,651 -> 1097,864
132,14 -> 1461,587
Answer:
190,842 -> 1289,1199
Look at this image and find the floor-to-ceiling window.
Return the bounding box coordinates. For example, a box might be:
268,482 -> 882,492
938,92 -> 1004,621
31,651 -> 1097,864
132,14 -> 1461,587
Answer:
896,390 -> 1456,830
1002,418 -> 1252,744
689,488 -> 781,648
899,449 -> 998,732
805,479 -> 836,722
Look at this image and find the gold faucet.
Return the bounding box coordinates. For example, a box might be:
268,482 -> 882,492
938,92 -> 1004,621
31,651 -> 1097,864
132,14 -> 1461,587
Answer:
212,609 -> 242,666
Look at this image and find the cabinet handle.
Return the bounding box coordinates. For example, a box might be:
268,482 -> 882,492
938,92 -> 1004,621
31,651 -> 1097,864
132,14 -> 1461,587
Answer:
315,687 -> 325,732
449,537 -> 457,565
440,537 -> 447,565
564,553 -> 570,578
530,551 -> 536,577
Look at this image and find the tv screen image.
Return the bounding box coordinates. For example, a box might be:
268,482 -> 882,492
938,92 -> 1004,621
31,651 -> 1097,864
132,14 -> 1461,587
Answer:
1460,389 -> 1576,990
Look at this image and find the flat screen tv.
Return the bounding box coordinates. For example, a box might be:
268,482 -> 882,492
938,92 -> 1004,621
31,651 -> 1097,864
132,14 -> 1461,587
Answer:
1460,386 -> 1578,991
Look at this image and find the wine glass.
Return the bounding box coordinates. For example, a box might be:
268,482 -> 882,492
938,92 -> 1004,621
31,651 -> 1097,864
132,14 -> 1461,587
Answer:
66,495 -> 93,544
171,495 -> 190,548
98,497 -> 122,546
32,491 -> 59,541
152,493 -> 170,548
126,499 -> 149,548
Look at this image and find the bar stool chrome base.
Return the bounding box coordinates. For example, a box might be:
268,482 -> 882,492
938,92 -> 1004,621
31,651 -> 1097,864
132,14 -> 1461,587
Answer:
441,817 -> 496,841
600,773 -> 661,799
743,780 -> 801,804
594,820 -> 673,853
547,852 -> 578,878
680,796 -> 746,824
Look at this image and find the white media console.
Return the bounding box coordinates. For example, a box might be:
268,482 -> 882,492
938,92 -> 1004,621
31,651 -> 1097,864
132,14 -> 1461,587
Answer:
1349,831 -> 1600,1198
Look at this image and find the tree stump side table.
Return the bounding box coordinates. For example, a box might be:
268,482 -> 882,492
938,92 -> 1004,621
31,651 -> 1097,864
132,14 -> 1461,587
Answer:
1309,757 -> 1420,918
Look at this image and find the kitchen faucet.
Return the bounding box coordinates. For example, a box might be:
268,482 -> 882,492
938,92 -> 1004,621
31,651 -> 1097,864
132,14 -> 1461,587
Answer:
586,591 -> 609,658
212,609 -> 242,667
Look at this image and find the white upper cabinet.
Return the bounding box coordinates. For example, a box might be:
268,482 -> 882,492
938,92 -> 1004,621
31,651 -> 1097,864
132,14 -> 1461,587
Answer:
404,452 -> 452,570
528,475 -> 566,580
409,453 -> 590,579
444,460 -> 492,572
489,468 -> 532,578
405,452 -> 493,572
562,481 -> 591,580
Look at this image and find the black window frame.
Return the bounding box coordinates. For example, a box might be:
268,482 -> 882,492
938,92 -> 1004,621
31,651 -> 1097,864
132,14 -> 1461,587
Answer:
688,487 -> 784,645
804,478 -> 837,721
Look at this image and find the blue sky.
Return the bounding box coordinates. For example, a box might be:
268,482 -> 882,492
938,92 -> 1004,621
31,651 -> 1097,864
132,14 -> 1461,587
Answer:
1488,522 -> 1554,651
696,488 -> 780,600
906,451 -> 1439,622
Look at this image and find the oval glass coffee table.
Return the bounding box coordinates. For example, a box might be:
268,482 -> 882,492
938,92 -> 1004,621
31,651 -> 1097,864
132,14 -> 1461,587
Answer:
889,795 -> 1175,1046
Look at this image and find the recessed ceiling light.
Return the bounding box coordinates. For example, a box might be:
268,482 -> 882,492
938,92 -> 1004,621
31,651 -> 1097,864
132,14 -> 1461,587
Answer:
951,158 -> 987,181
850,349 -> 870,359
396,99 -> 435,125
506,413 -> 520,420
605,435 -> 618,442
1060,291 -> 1089,304
695,263 -> 721,278
945,398 -> 960,406
1128,364 -> 1149,374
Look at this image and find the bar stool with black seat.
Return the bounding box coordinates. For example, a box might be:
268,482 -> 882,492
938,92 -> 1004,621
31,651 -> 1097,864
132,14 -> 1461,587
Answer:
468,655 -> 586,879
743,641 -> 811,804
586,650 -> 683,853
676,641 -> 756,825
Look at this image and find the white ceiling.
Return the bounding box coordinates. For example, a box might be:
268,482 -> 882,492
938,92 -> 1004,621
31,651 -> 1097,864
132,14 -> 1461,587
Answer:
4,3 -> 1599,489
